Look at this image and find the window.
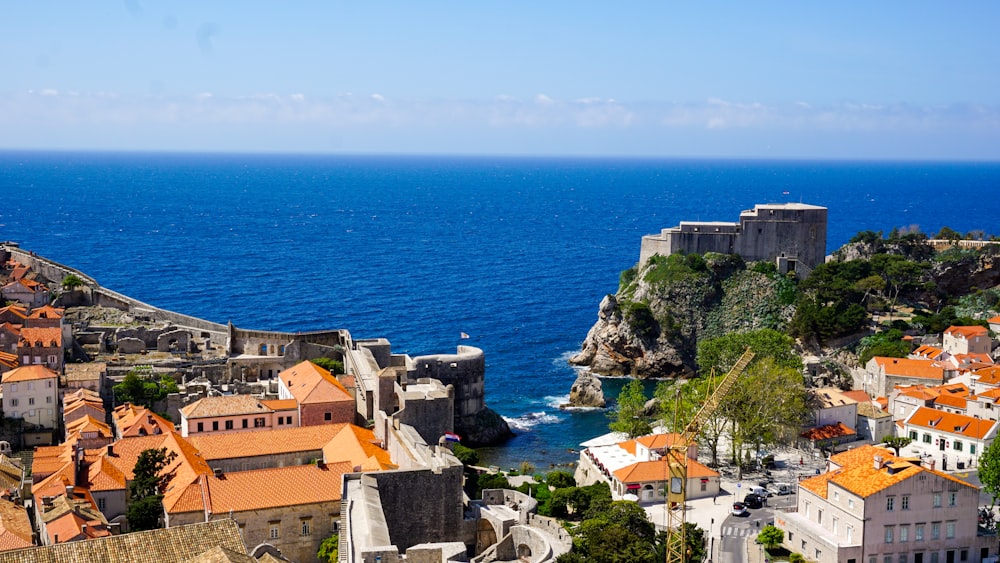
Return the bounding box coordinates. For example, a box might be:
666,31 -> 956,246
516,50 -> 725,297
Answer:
834,491 -> 840,501
47,355 -> 57,365
45,395 -> 51,403
269,523 -> 280,539
887,496 -> 895,511
931,522 -> 940,540
331,518 -> 339,533
949,492 -> 957,506
10,399 -> 17,407
300,519 -> 311,536
833,517 -> 838,534
846,525 -> 853,543
98,498 -> 106,511
212,421 -> 219,431
954,440 -> 963,452
225,420 -> 234,430
801,540 -> 807,550
817,509 -> 823,524
28,397 -> 34,406
46,380 -> 52,388
915,524 -> 924,541
899,556 -> 907,563
254,417 -> 266,427
197,422 -> 204,432
286,416 -> 292,424
277,417 -> 283,425
849,498 -> 855,509
324,412 -> 332,421
885,526 -> 894,543
884,556 -> 893,563
902,495 -> 910,510
961,549 -> 968,561
242,419 -> 248,428
933,493 -> 941,508
930,553 -> 939,563
971,444 -> 977,454
815,549 -> 822,560
946,521 -> 955,539
900,525 -> 909,542
909,430 -> 918,439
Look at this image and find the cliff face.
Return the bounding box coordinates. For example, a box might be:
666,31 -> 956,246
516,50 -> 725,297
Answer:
569,253 -> 794,378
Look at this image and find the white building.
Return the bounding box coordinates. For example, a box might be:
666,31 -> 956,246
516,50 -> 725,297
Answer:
942,326 -> 992,356
901,406 -> 997,472
1,365 -> 59,429
775,445 -> 996,563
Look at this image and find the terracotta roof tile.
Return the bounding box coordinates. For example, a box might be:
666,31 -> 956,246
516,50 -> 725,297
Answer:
179,395 -> 274,419
0,352 -> 16,370
0,498 -> 32,551
321,424 -> 395,470
2,365 -> 57,383
27,306 -> 63,320
945,325 -> 989,338
188,423 -> 351,461
170,462 -> 352,516
874,357 -> 949,380
801,422 -> 856,441
974,366 -> 1000,386
278,361 -> 352,405
612,458 -> 718,484
840,389 -> 871,404
18,327 -> 62,348
113,404 -> 174,437
904,406 -> 997,440
0,306 -> 27,321
259,398 -> 297,411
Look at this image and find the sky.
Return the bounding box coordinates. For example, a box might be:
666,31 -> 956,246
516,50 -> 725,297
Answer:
3,2 -> 1000,160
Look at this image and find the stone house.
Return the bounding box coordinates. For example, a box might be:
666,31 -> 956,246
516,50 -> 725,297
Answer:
942,325 -> 992,356
1,279 -> 49,308
900,406 -> 997,471
277,360 -> 355,426
864,357 -> 955,398
0,497 -> 33,552
111,403 -> 175,439
178,395 -> 299,437
775,445 -> 995,563
17,326 -> 63,373
164,462 -> 351,563
63,388 -> 105,426
1,365 -> 59,430
62,362 -> 106,394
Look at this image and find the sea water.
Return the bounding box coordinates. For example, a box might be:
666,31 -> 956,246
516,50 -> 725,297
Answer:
2,151 -> 999,470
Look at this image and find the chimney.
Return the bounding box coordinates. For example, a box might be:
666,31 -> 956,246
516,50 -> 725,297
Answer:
81,524 -> 87,536
65,485 -> 74,497
213,467 -> 224,479
873,455 -> 884,470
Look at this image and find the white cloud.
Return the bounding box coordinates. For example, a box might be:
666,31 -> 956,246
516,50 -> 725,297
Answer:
370,93 -> 385,102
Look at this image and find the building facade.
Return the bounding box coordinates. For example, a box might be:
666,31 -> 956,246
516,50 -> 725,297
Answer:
1,365 -> 59,429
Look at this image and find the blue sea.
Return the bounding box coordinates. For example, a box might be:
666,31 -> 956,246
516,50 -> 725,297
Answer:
2,151 -> 999,470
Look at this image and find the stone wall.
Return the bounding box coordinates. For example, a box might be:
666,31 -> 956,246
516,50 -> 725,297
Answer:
367,463 -> 467,551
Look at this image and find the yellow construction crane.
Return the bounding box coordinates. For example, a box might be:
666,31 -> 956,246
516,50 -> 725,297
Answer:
664,347 -> 755,563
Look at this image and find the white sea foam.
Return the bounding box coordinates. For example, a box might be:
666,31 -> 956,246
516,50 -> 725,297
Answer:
503,411 -> 563,431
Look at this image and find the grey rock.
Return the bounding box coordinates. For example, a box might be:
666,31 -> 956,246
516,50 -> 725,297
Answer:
567,372 -> 606,408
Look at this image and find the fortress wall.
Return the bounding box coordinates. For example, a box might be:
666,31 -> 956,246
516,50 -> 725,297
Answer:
368,464 -> 467,551
410,346 -> 485,420
736,206 -> 827,271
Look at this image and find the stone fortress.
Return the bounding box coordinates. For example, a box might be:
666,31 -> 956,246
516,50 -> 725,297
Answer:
639,202 -> 828,276
3,242 -> 570,562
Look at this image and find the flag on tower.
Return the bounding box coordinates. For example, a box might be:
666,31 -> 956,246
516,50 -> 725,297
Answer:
444,432 -> 461,443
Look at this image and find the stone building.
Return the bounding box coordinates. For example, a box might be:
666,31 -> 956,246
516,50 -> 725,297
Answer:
276,360 -> 355,426
17,327 -> 63,373
1,365 -> 59,430
178,395 -> 299,437
942,326 -> 992,356
639,202 -> 828,275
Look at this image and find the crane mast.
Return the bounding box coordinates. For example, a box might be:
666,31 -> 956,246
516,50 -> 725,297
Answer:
664,347 -> 754,563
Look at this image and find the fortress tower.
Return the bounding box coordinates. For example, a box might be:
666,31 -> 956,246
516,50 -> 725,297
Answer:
639,202 -> 828,276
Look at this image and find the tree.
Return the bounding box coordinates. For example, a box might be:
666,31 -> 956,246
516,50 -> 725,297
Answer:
609,379 -> 652,438
127,447 -> 177,531
664,523 -> 706,563
978,438 -> 1000,511
61,274 -> 84,290
881,436 -> 912,456
757,524 -> 784,550
311,357 -> 345,375
696,329 -> 802,374
857,329 -> 909,364
936,226 -> 962,240
113,370 -> 178,409
546,471 -> 576,489
452,443 -> 479,466
723,358 -> 810,475
317,533 -> 339,562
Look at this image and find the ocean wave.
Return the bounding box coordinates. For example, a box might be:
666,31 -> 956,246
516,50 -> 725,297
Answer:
503,411 -> 563,431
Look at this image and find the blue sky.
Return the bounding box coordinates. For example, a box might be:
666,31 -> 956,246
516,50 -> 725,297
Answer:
3,2 -> 1000,159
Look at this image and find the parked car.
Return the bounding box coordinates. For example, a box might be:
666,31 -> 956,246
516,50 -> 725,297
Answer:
743,494 -> 764,509
732,502 -> 749,517
771,482 -> 794,495
750,486 -> 772,498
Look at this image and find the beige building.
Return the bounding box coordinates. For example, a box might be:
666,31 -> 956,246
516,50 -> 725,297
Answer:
178,395 -> 299,437
1,365 -> 59,429
865,357 -> 955,398
775,445 -> 995,563
942,326 -> 992,356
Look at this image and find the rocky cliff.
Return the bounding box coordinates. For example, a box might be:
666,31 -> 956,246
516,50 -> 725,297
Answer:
569,253 -> 795,378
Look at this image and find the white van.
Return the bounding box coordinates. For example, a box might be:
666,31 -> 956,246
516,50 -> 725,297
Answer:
750,486 -> 771,498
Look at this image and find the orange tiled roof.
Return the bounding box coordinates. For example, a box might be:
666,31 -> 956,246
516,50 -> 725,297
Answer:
945,325 -> 989,338
912,345 -> 945,359
875,396 -> 888,409
989,315 -> 1000,324
974,366 -> 1000,386
180,394 -> 274,419
321,424 -> 395,471
801,422 -> 856,441
612,457 -> 719,484
259,398 -> 298,411
278,361 -> 352,405
18,327 -> 62,348
874,357 -> 949,380
0,352 -> 16,370
905,406 -> 997,440
800,445 -> 975,499
977,388 -> 1000,402
934,392 -> 968,409
618,440 -> 638,456
188,423 -> 350,461
2,365 -> 57,383
840,389 -> 871,404
27,305 -> 63,320
0,306 -> 27,321
85,452 -> 127,493
169,462 -> 352,515
112,404 -> 174,437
